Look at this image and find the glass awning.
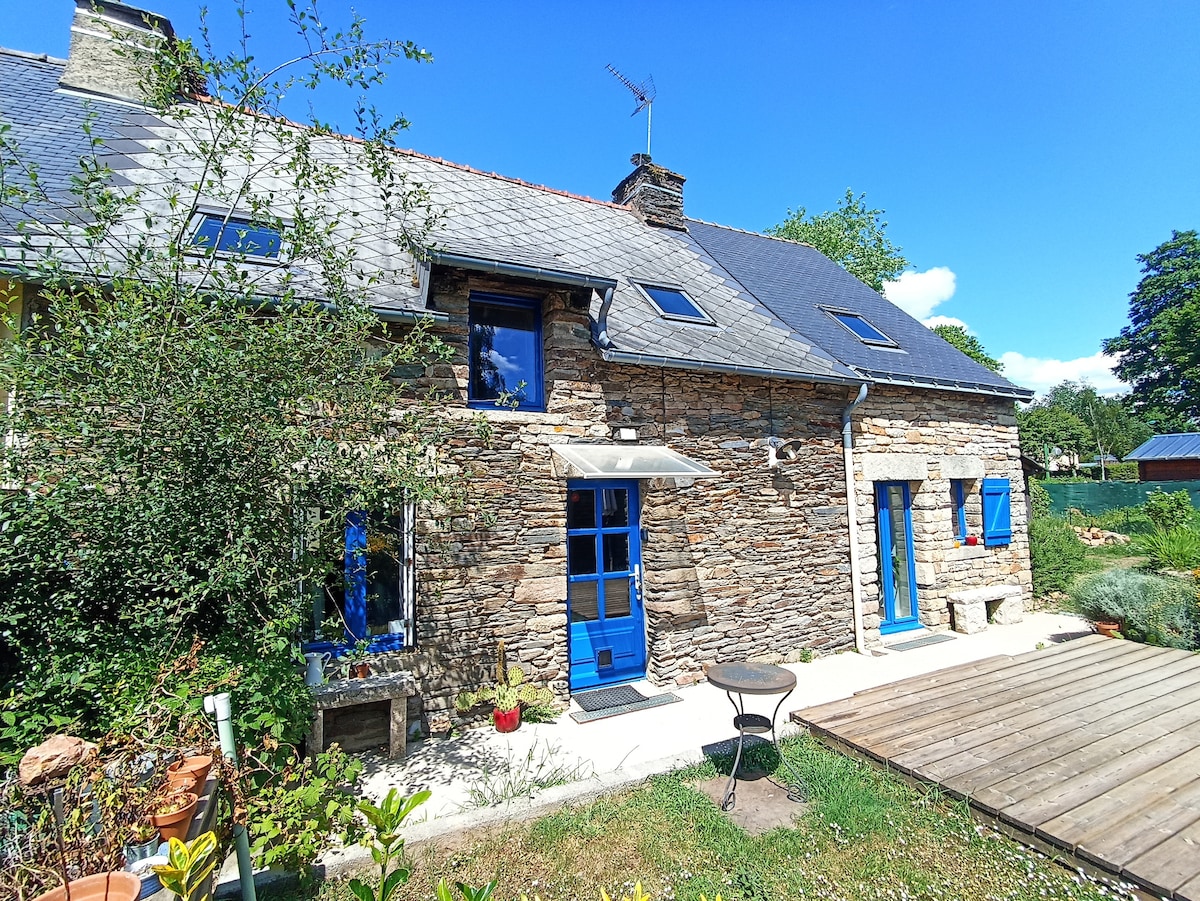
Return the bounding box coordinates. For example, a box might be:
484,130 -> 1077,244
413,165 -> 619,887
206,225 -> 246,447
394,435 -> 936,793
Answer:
550,444 -> 720,479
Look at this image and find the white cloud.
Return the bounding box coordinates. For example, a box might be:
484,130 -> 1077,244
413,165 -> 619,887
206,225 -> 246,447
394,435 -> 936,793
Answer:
998,350 -> 1126,398
882,266 -> 957,319
923,315 -> 969,331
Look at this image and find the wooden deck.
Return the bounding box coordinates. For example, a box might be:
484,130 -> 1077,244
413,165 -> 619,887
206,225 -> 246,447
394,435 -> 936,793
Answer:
791,635 -> 1200,900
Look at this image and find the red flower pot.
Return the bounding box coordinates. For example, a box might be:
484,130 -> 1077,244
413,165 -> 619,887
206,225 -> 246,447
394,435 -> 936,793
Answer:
493,707 -> 520,733
965,535 -> 979,546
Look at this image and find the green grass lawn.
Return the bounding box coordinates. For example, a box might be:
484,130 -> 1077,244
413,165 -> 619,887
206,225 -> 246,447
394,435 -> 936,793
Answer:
270,736 -> 1134,901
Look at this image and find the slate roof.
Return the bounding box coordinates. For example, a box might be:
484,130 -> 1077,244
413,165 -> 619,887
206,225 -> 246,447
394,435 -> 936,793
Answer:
0,47 -> 1027,400
1126,434 -> 1200,461
685,219 -> 1033,400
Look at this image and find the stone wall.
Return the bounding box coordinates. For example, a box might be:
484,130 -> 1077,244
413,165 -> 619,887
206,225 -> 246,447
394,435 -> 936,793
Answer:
851,386 -> 1032,644
399,269 -> 858,730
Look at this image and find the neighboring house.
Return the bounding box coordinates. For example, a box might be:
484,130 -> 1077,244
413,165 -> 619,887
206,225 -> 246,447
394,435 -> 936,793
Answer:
1126,434 -> 1200,482
1,1 -> 1035,731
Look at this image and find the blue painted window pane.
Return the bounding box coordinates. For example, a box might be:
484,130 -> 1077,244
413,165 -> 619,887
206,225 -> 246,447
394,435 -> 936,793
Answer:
951,480 -> 968,541
832,311 -> 891,344
191,214 -> 282,258
323,511 -> 407,642
469,297 -> 543,409
641,284 -> 707,320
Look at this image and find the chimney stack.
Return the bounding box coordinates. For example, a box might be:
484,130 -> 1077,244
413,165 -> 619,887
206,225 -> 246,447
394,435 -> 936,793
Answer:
59,0 -> 176,102
612,154 -> 687,230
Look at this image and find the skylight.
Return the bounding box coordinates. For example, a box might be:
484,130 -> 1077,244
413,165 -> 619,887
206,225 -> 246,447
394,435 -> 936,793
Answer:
190,214 -> 282,259
636,283 -> 711,323
826,309 -> 896,346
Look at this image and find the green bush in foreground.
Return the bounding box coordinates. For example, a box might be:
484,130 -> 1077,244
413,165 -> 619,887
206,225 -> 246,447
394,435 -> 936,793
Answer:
1069,568 -> 1199,649
1029,516 -> 1088,596
1143,489 -> 1196,532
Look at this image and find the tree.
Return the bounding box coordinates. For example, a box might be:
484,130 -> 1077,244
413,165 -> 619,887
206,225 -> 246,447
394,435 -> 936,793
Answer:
0,2 -> 476,757
768,188 -> 909,291
1021,381 -> 1153,479
1103,230 -> 1200,425
931,324 -> 1004,373
1017,405 -> 1092,472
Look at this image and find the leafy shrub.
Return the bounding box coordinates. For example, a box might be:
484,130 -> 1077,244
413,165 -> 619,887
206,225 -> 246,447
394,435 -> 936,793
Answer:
1092,505 -> 1155,536
1134,528 -> 1200,571
1069,568 -> 1199,649
1143,489 -> 1195,532
1029,479 -> 1051,519
1103,461 -> 1140,481
1029,516 -> 1088,596
245,744 -> 365,876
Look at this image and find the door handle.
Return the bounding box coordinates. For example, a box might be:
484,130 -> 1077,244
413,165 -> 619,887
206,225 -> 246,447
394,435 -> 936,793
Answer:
631,564 -> 642,603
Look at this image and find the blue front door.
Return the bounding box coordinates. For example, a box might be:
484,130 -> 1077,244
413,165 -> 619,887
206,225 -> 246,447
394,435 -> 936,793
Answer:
566,480 -> 645,690
876,482 -> 920,634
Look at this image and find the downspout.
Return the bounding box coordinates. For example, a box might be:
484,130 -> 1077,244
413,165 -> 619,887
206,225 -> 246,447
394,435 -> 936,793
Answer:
842,383 -> 869,654
594,285 -> 615,348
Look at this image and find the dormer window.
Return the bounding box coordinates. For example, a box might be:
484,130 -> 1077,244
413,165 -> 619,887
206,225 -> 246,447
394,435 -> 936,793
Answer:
190,213 -> 282,259
825,308 -> 897,347
635,283 -> 712,324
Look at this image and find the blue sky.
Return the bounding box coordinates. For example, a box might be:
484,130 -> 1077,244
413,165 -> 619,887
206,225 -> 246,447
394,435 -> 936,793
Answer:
3,1 -> 1199,396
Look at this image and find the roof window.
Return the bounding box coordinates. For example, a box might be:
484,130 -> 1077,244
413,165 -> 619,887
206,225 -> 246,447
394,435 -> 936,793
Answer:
826,309 -> 896,346
635,283 -> 712,323
190,214 -> 282,259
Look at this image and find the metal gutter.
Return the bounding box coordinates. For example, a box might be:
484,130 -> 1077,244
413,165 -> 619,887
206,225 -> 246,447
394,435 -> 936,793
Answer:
430,251 -> 617,291
598,346 -> 864,388
857,369 -> 1034,401
840,383 -> 869,655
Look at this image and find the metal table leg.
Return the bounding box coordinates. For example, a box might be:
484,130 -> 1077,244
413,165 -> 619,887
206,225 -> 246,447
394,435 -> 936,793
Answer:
719,688 -> 807,811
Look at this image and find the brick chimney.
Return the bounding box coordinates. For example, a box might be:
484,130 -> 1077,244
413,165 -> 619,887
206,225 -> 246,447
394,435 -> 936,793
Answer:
59,0 -> 176,102
612,154 -> 687,230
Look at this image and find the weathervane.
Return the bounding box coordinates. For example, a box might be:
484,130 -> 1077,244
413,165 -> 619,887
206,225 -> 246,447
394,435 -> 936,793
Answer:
605,64 -> 656,157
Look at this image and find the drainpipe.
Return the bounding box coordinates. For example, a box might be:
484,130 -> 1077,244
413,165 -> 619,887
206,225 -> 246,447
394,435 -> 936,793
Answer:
594,285 -> 615,349
842,384 -> 869,654
204,692 -> 257,901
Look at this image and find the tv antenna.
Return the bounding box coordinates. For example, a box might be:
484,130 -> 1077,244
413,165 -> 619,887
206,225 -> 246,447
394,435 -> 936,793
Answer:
605,64 -> 656,157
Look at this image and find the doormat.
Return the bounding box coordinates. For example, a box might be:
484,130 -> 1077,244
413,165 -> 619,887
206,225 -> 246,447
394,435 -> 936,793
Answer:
569,692 -> 680,724
887,633 -> 957,652
574,684 -> 647,711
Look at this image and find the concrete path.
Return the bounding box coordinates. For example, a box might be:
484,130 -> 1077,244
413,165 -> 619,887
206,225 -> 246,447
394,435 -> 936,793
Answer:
357,612 -> 1092,835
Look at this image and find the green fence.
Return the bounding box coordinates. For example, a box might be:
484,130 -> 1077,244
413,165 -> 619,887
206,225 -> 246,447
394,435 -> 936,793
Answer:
1044,480 -> 1200,515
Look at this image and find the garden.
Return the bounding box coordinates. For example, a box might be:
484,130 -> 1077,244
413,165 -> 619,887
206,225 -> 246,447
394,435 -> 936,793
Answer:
1029,480 -> 1200,650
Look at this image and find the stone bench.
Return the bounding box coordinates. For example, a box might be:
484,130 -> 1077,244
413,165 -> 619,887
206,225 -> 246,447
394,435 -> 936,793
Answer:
309,671 -> 417,759
947,585 -> 1025,634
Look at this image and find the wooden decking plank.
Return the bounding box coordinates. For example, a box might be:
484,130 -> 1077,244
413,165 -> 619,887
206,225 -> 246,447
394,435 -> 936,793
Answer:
791,635 -> 1110,726
1176,872 -> 1200,901
845,641 -> 1159,752
1058,773 -> 1200,868
1121,817 -> 1200,897
986,724 -> 1200,829
910,656 -> 1200,784
822,640 -> 1147,744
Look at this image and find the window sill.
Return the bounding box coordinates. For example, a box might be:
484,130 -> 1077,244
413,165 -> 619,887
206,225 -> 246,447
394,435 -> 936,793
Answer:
453,405 -> 570,425
304,634 -> 407,657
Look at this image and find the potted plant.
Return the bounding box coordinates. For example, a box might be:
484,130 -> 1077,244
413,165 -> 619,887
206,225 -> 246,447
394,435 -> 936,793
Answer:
29,872 -> 141,901
152,831 -> 219,901
344,639 -> 373,679
122,820 -> 161,869
165,754 -> 212,795
148,791 -> 198,845
454,640 -> 554,733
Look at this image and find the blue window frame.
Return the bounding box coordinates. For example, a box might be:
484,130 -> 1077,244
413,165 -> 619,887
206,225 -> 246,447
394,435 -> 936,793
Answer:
951,480 -> 968,542
635,283 -> 711,323
825,309 -> 897,346
468,293 -> 544,411
308,506 -> 415,655
982,478 -> 1013,547
190,213 -> 282,259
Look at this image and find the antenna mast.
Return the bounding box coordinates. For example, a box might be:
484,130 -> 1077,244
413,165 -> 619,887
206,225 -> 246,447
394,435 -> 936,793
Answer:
605,64 -> 656,157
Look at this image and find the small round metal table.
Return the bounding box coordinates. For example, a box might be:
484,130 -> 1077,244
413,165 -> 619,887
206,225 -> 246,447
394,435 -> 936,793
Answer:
707,661 -> 806,811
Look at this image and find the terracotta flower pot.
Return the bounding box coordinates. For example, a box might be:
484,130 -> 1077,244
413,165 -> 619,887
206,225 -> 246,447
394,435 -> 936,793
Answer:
350,662 -> 370,679
166,754 -> 212,790
1095,620 -> 1122,638
149,791 -> 197,845
165,769 -> 200,795
493,706 -> 520,733
30,871 -> 140,901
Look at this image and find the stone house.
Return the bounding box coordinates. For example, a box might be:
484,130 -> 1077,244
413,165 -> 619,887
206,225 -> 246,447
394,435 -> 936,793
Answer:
1,0 -> 1035,732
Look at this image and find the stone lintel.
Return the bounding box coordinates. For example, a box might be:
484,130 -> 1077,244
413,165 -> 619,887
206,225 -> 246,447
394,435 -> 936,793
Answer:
861,453 -> 928,482
941,455 -> 986,480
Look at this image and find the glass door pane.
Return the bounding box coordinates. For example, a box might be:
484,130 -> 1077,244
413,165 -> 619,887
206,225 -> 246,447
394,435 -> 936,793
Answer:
887,485 -> 913,620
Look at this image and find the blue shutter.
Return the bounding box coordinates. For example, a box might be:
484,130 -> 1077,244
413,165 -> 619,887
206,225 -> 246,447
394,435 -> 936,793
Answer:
981,478 -> 1012,547
344,510 -> 368,640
